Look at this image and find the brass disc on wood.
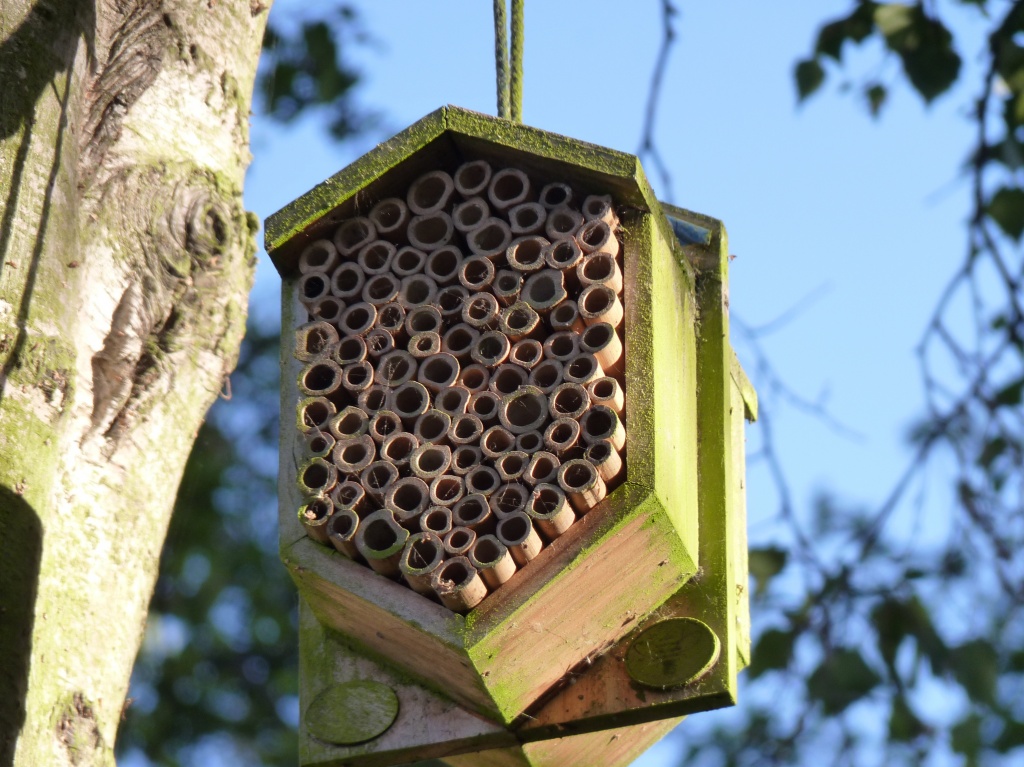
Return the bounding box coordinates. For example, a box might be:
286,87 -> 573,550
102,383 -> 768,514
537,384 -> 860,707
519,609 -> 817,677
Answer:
625,617 -> 721,689
306,681 -> 400,744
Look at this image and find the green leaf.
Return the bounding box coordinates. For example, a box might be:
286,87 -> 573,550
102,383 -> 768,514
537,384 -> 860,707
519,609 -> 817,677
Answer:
749,547 -> 787,596
994,720 -> 1024,751
987,187 -> 1024,240
951,714 -> 983,758
866,83 -> 887,116
874,4 -> 915,38
795,58 -> 826,101
749,629 -> 796,678
993,376 -> 1024,406
978,436 -> 1008,468
877,5 -> 961,101
807,649 -> 881,713
889,695 -> 926,741
950,639 -> 999,705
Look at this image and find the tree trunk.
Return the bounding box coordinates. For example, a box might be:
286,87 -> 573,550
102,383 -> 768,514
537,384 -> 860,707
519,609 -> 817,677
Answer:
0,1 -> 269,764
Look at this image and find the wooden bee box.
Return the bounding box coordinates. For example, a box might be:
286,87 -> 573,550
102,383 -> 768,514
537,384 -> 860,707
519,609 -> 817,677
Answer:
266,106 -> 753,766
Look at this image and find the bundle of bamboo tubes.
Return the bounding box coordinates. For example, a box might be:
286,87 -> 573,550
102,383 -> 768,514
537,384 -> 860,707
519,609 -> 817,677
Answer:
293,161 -> 627,613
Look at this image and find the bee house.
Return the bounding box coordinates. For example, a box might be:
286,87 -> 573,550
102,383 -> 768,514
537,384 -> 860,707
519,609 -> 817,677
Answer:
266,106 -> 756,767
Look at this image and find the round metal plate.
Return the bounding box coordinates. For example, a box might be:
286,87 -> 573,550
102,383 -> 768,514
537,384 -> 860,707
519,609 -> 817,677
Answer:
305,680 -> 400,745
625,617 -> 721,689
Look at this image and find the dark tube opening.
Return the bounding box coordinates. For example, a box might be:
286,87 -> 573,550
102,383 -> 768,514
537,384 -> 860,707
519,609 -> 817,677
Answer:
304,364 -> 336,392
364,519 -> 397,551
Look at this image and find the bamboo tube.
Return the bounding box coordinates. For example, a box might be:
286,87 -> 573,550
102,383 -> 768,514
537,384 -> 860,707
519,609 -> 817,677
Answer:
499,385 -> 549,434
392,246 -> 428,278
488,168 -> 531,212
527,359 -> 564,394
459,364 -> 490,393
470,536 -> 517,590
297,396 -> 335,434
509,339 -> 543,370
295,321 -> 339,362
298,271 -> 331,307
339,302 -> 377,337
495,450 -> 529,482
586,377 -> 624,416
362,272 -> 401,306
341,360 -> 374,396
558,458 -> 608,513
515,430 -> 544,453
454,159 -> 492,197
364,327 -> 395,359
580,322 -> 623,375
400,308 -> 441,340
332,434 -> 377,475
408,331 -> 441,359
453,197 -> 490,234
357,384 -> 389,415
333,216 -> 375,256
416,352 -> 461,393
435,385 -> 471,416
563,353 -> 605,386
506,236 -> 549,273
299,359 -> 344,401
330,480 -> 367,515
355,510 -> 410,578
407,170 -> 455,215
466,217 -> 513,259
359,461 -> 399,505
436,285 -> 469,322
578,284 -> 624,328
499,302 -> 541,341
544,206 -> 584,240
327,507 -> 361,559
452,493 -> 495,533
577,252 -> 623,294
577,219 -> 620,259
496,513 -> 543,567
369,198 -> 409,243
381,430 -> 420,469
357,240 -> 397,276
462,291 -> 500,330
333,335 -> 368,367
468,390 -> 502,425
310,296 -> 345,327
429,474 -> 465,507
521,269 -> 567,314
524,451 -> 560,487
448,413 -> 485,446
331,261 -> 366,301
305,429 -> 335,459
414,408 -> 452,444
425,245 -> 463,285
432,556 -> 487,612
398,274 -> 439,309
420,506 -> 453,536
299,497 -> 333,545
490,483 -> 529,517
458,255 -> 496,292
581,194 -> 618,227
508,202 -> 546,236
376,302 -> 407,337
538,182 -> 573,210
451,445 -> 483,476
549,382 -> 590,421
297,457 -> 337,497
579,404 -> 627,452
368,409 -> 401,444
480,425 -> 515,459
543,331 -> 580,363
375,350 -> 418,388
441,323 -> 479,362
443,527 -> 477,556
408,212 -> 455,252
329,405 -> 370,441
543,238 -> 584,277
471,331 -> 511,369
544,417 -> 581,457
526,483 -> 576,541
410,443 -> 453,481
465,465 -> 501,497
399,532 -> 446,595
385,477 -> 431,529
492,269 -> 523,306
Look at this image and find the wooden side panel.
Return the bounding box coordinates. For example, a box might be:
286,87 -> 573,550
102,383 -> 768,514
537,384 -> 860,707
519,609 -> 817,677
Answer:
729,353 -> 755,669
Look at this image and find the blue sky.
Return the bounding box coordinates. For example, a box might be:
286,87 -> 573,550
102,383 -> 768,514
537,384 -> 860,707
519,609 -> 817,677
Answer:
246,2 -> 987,763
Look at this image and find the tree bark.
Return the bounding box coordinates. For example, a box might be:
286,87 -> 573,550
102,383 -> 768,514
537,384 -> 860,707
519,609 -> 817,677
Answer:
0,1 -> 270,764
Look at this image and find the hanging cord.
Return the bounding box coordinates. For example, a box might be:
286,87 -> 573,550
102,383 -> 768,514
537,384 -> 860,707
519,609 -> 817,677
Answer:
493,0 -> 524,122
493,0 -> 510,119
